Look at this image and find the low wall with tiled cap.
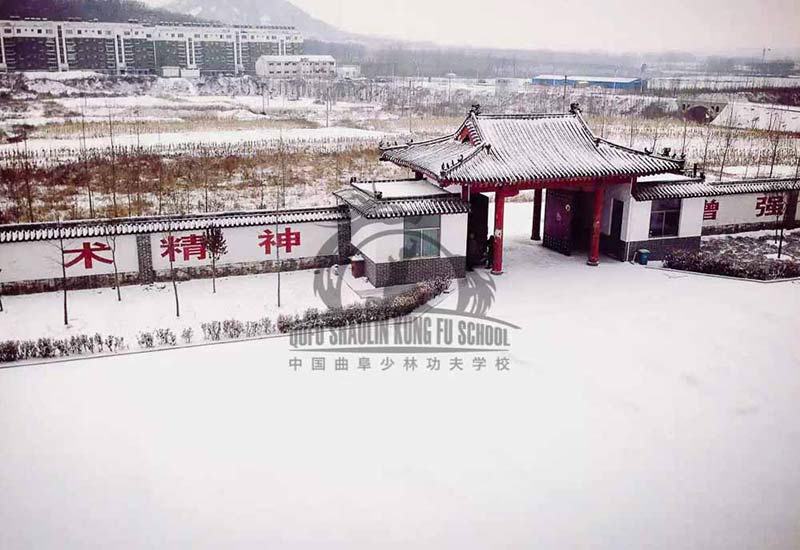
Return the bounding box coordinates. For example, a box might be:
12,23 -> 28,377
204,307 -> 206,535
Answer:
0,207 -> 350,296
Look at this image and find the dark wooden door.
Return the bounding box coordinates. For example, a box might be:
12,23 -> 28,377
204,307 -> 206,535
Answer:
611,200 -> 624,241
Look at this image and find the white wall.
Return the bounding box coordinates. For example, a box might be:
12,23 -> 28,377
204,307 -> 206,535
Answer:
626,201 -> 653,241
624,199 -> 704,242
701,192 -> 792,229
0,235 -> 139,284
0,221 -> 339,284
679,198 -> 704,237
150,222 -> 339,271
349,212 -> 404,263
349,211 -> 467,263
600,182 -> 633,237
441,214 -> 468,257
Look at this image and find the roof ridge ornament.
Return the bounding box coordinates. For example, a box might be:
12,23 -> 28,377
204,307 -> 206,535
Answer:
569,102 -> 581,115
469,104 -> 482,116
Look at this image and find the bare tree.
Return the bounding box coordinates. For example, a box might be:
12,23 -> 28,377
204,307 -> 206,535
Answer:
164,221 -> 180,318
17,131 -> 35,223
104,221 -> 122,302
107,103 -> 119,215
767,109 -> 784,178
56,221 -> 69,326
204,225 -> 228,294
80,95 -> 94,218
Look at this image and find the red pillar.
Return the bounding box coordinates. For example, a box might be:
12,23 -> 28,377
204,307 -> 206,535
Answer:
492,190 -> 506,275
461,184 -> 470,202
587,187 -> 605,267
531,188 -> 543,241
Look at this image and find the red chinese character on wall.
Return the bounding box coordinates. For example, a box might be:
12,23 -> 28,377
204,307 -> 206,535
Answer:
755,195 -> 785,217
63,242 -> 114,269
160,234 -> 207,262
258,227 -> 301,255
703,199 -> 720,221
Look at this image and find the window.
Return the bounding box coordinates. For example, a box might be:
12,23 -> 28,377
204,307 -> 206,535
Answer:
403,215 -> 441,259
649,199 -> 681,238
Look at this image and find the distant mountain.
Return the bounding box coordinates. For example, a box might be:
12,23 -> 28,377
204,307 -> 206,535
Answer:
163,0 -> 353,41
0,0 -> 206,24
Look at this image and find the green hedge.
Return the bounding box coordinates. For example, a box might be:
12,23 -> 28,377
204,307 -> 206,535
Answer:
664,250 -> 800,280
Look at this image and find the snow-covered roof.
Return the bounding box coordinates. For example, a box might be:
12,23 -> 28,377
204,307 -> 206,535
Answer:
334,180 -> 468,219
637,173 -> 697,183
0,207 -> 347,243
633,177 -> 800,201
352,179 -> 450,199
380,111 -> 683,186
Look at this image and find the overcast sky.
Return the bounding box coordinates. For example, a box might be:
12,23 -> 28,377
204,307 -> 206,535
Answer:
151,0 -> 800,55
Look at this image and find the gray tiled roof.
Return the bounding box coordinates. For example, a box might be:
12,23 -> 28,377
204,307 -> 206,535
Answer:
633,177 -> 800,201
381,112 -> 683,185
334,186 -> 469,219
0,207 -> 348,243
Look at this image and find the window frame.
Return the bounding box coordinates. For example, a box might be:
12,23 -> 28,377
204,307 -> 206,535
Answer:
402,215 -> 442,260
648,198 -> 682,239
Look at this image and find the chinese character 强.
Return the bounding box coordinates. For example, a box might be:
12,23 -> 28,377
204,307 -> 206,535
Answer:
703,199 -> 720,221
258,227 -> 301,255
160,234 -> 207,262
755,195 -> 785,217
64,242 -> 113,269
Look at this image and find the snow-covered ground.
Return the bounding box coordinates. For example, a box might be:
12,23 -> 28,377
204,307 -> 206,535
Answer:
0,267 -> 361,346
1,203 -> 799,548
0,126 -> 387,158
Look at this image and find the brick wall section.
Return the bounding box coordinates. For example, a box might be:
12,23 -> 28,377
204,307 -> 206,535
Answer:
151,256 -> 339,283
359,252 -> 465,287
702,221 -> 782,235
624,237 -> 701,261
1,255 -> 340,296
337,218 -> 353,262
136,234 -> 155,283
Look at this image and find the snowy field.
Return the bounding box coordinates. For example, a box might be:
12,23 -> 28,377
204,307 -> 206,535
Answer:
1,203 -> 799,548
0,267 -> 362,346
0,126 -> 387,158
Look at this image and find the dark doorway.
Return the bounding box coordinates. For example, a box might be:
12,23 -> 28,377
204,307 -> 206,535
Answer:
467,193 -> 489,262
611,199 -> 624,241
570,191 -> 595,252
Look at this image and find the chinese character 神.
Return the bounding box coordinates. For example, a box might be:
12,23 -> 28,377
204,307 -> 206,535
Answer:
258,227 -> 301,255
63,241 -> 114,269
160,234 -> 207,262
755,195 -> 785,218
703,199 -> 720,221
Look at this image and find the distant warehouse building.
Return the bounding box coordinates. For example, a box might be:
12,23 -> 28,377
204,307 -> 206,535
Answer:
0,17 -> 302,76
255,55 -> 336,79
532,74 -> 647,91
